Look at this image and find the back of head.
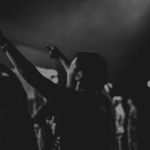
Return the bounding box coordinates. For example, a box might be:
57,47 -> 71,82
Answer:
75,52 -> 108,92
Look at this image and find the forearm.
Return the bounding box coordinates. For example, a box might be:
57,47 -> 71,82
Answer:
59,53 -> 70,72
5,47 -> 40,83
3,45 -> 57,101
47,45 -> 70,72
1,41 -> 68,105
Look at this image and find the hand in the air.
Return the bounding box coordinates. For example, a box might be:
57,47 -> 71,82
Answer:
46,45 -> 61,59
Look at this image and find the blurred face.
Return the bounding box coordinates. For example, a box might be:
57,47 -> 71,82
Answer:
66,57 -> 78,89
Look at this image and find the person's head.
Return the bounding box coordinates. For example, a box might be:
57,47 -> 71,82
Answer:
66,52 -> 108,93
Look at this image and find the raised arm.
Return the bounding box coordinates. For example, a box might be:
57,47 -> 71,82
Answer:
47,45 -> 71,72
0,30 -> 62,104
0,63 -> 27,99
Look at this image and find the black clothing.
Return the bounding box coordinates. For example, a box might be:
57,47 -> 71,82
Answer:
0,65 -> 38,150
4,47 -> 112,150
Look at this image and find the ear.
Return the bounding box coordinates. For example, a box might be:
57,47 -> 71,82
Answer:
75,71 -> 82,81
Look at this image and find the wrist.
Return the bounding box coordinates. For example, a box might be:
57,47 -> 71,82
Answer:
2,43 -> 8,53
2,42 -> 15,53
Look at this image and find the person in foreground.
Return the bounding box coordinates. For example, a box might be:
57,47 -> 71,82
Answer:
0,29 -> 112,150
0,63 -> 38,150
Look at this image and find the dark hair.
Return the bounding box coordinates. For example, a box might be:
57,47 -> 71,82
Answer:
75,52 -> 108,92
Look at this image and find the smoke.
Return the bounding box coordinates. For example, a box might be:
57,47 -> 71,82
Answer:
1,0 -> 150,51
1,0 -> 150,82
22,0 -> 150,53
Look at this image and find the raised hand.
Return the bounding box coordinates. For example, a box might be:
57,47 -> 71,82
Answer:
46,45 -> 62,59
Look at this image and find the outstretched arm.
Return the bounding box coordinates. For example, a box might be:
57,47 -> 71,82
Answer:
0,31 -> 64,104
47,45 -> 71,72
0,63 -> 27,99
59,53 -> 70,72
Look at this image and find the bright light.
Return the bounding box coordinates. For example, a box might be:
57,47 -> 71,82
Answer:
51,77 -> 59,84
36,67 -> 57,78
1,72 -> 9,76
147,81 -> 150,87
36,66 -> 58,84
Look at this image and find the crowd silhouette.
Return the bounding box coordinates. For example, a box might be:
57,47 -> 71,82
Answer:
0,29 -> 138,150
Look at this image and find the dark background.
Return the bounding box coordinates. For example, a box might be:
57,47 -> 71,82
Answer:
0,0 -> 150,96
0,2 -> 150,148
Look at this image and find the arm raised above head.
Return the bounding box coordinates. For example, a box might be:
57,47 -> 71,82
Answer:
47,45 -> 71,72
0,30 -> 64,104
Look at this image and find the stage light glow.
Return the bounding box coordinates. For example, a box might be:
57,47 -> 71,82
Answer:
147,80 -> 150,87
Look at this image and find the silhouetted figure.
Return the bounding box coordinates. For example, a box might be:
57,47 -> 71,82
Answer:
127,99 -> 138,150
33,100 -> 59,150
47,46 -> 113,149
121,95 -> 130,150
0,63 -> 38,150
112,96 -> 125,150
0,30 -> 112,150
